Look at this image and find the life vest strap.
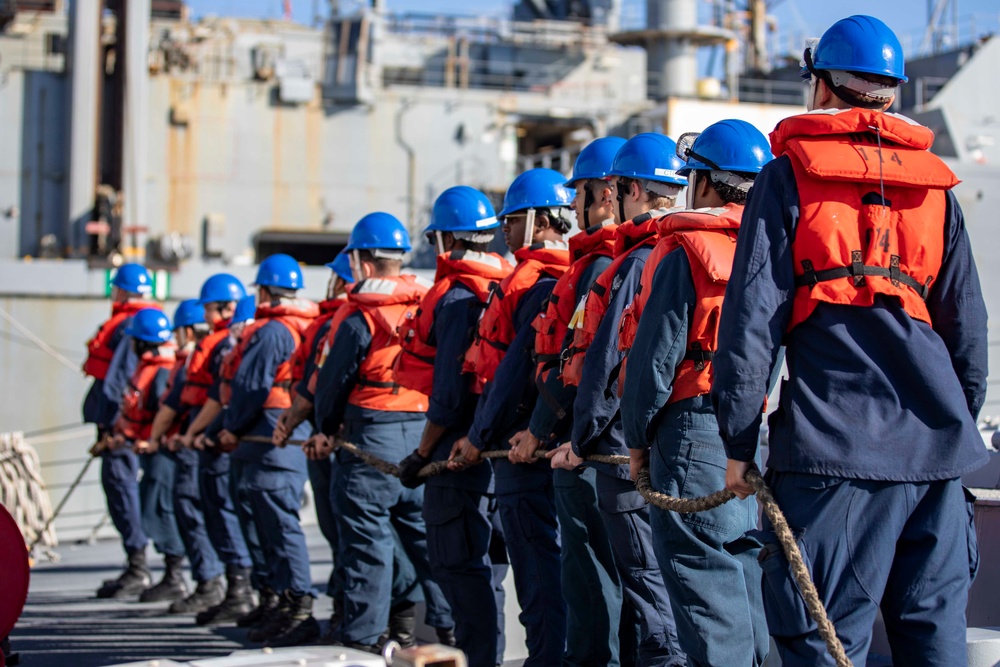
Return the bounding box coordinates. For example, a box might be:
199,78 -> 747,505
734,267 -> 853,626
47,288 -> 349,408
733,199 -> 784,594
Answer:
535,373 -> 567,421
357,377 -> 402,395
796,256 -> 932,300
683,342 -> 714,371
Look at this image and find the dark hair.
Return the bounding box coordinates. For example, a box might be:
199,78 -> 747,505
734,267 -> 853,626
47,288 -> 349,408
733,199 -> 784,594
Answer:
705,170 -> 758,205
828,71 -> 898,110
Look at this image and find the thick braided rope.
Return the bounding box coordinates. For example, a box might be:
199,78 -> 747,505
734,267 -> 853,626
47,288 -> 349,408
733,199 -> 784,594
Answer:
251,434 -> 851,666
746,469 -> 851,667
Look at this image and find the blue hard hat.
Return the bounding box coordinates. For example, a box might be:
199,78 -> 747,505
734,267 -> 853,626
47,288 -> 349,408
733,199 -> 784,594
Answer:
232,295 -> 256,324
427,186 -> 499,234
198,274 -> 247,305
497,168 -> 574,219
676,120 -> 774,177
125,308 -> 172,344
111,263 -> 153,296
254,254 -> 304,290
610,133 -> 687,186
809,15 -> 907,82
345,212 -> 412,253
566,137 -> 628,187
325,252 -> 355,284
172,299 -> 205,329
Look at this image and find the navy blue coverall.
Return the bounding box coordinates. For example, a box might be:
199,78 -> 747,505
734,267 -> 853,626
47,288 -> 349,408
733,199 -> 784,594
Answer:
196,335 -> 253,578
224,321 -> 314,597
622,248 -> 768,667
161,358 -> 226,584
468,279 -> 566,667
571,247 -> 685,667
421,283 -> 508,667
314,311 -> 452,646
712,156 -> 989,666
527,256 -> 624,667
90,320 -> 147,555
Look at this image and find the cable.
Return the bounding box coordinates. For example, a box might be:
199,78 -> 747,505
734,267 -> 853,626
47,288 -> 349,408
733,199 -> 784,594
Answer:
0,304 -> 84,374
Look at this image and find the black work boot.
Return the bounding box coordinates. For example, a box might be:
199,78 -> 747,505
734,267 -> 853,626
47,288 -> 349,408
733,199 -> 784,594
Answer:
233,585 -> 278,628
320,601 -> 344,644
378,601 -> 416,649
140,554 -> 189,603
247,590 -> 294,643
436,626 -> 457,647
265,592 -> 320,647
97,549 -> 152,599
169,574 -> 225,614
196,567 -> 256,626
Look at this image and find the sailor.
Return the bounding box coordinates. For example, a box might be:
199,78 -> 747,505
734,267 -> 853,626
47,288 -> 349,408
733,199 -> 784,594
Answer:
272,251 -> 354,640
713,16 -> 988,666
213,254 -> 320,647
109,308 -> 185,602
312,213 -> 453,651
620,119 -> 772,666
82,263 -> 161,599
394,186 -> 513,667
562,133 -> 688,665
449,168 -> 572,666
149,299 -> 229,615
174,275 -> 255,627
506,139 -> 625,666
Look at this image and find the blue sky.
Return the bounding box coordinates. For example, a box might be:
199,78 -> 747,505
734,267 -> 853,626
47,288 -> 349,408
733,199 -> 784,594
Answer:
190,0 -> 1000,58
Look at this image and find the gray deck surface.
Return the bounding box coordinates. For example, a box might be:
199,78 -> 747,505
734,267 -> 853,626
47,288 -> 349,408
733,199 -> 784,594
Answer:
10,524 -> 524,667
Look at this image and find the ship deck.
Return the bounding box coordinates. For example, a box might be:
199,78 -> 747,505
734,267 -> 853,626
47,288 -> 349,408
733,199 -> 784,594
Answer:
10,524 -> 525,667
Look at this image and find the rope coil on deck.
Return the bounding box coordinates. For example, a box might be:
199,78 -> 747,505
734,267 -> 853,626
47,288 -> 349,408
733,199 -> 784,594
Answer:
245,433 -> 852,666
0,432 -> 57,555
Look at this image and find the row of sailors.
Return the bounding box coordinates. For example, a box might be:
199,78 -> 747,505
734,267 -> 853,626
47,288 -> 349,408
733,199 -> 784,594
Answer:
79,15 -> 988,667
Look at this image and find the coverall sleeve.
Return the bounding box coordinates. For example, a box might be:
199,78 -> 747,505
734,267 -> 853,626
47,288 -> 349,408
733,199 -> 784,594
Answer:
426,289 -> 480,429
711,158 -> 797,463
620,249 -> 695,450
206,337 -> 234,403
468,281 -> 553,450
926,191 -> 989,419
313,313 -> 371,436
103,325 -> 138,403
161,366 -> 186,411
527,259 -> 608,442
294,320 -> 331,404
571,256 -> 643,455
223,322 -> 295,436
152,367 -> 171,405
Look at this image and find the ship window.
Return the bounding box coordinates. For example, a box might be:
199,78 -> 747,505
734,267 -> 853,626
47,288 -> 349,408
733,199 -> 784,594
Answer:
254,230 -> 350,266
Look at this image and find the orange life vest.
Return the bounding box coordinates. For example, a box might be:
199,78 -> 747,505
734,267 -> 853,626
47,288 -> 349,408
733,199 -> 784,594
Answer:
306,303 -> 356,398
83,301 -> 162,380
622,209 -> 742,401
463,241 -> 570,384
561,215 -> 661,386
180,322 -> 231,407
217,330 -> 243,407
394,250 -> 513,396
117,347 -> 177,441
341,275 -> 430,412
770,109 -> 956,331
291,297 -> 347,387
224,300 -> 320,410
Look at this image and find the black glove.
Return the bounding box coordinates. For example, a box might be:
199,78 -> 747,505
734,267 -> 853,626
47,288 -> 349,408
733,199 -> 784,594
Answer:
399,450 -> 430,489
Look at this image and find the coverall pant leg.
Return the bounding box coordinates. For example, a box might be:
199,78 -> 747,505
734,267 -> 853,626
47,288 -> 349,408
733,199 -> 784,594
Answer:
424,485 -> 497,667
244,462 -> 314,596
138,451 -> 185,557
761,471 -> 977,667
307,456 -> 340,599
199,451 -> 253,576
597,473 -> 685,667
650,409 -> 766,667
489,496 -> 509,666
230,456 -> 269,590
493,461 -> 565,667
174,448 -> 224,583
394,481 -> 453,630
101,449 -> 148,554
553,466 -> 621,667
